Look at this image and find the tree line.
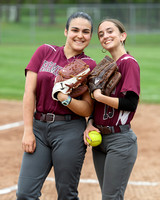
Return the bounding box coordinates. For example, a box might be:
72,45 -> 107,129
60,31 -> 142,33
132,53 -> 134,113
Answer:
0,0 -> 160,4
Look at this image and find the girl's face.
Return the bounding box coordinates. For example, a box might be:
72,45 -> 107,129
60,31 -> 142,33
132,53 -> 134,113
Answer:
98,21 -> 127,52
64,17 -> 92,54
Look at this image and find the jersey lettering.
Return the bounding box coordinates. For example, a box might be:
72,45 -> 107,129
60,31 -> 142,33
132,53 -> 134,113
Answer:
116,110 -> 130,126
40,60 -> 62,76
103,105 -> 114,120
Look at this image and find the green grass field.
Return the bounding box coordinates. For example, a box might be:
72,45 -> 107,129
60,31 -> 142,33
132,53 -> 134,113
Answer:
0,24 -> 160,103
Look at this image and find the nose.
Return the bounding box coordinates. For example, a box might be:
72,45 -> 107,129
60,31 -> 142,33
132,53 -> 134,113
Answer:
103,31 -> 109,38
77,31 -> 83,38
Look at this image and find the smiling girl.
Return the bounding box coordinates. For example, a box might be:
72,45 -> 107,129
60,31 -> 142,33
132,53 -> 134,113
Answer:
84,18 -> 140,200
16,12 -> 96,200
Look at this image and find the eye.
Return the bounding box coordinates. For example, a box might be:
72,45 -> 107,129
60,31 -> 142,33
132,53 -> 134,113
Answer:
83,30 -> 90,34
98,32 -> 104,38
107,30 -> 113,34
72,29 -> 78,32
106,27 -> 114,34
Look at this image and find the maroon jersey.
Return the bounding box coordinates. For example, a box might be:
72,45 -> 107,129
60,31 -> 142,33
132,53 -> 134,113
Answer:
25,44 -> 96,114
94,54 -> 140,126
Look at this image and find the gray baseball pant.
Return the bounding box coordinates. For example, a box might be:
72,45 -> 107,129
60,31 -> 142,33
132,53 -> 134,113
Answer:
16,117 -> 86,200
92,128 -> 137,200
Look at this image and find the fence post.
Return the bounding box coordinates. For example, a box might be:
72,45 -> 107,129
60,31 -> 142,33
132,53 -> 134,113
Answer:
30,4 -> 36,44
129,4 -> 136,45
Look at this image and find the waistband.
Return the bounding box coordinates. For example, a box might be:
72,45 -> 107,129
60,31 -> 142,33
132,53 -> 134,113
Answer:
95,124 -> 131,135
34,112 -> 80,123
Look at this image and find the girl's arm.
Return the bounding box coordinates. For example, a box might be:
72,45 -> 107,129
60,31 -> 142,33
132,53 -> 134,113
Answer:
57,90 -> 94,117
22,71 -> 37,153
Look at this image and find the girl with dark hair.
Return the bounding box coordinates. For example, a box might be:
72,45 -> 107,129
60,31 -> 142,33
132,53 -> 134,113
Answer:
84,18 -> 140,200
16,12 -> 96,200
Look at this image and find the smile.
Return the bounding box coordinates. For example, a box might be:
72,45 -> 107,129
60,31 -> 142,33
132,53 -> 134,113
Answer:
105,40 -> 112,44
75,40 -> 84,44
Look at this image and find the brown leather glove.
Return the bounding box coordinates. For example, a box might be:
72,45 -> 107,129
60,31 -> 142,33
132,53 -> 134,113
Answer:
88,55 -> 121,96
52,59 -> 90,100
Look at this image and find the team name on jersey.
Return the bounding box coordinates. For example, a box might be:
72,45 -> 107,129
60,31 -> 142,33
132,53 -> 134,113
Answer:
39,60 -> 62,76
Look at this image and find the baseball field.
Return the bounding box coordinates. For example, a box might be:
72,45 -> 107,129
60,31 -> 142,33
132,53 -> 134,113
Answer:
0,33 -> 160,103
0,23 -> 160,199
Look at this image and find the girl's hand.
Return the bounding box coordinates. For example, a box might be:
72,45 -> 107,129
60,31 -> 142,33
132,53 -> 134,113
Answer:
92,89 -> 102,101
57,92 -> 69,102
22,130 -> 36,153
83,123 -> 100,146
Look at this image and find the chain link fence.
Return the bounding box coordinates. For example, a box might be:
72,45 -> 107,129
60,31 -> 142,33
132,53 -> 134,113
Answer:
0,3 -> 160,45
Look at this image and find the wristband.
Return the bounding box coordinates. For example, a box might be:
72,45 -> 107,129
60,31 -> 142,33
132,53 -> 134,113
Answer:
87,115 -> 94,123
61,96 -> 72,106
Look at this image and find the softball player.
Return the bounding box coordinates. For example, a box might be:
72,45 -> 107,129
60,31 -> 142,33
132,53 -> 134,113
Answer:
16,12 -> 96,200
84,19 -> 140,200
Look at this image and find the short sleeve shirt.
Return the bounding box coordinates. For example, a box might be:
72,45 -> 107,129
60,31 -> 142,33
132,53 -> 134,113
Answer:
25,44 -> 96,114
93,54 -> 140,126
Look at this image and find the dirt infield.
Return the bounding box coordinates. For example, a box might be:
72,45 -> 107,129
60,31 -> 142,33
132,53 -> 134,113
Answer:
0,99 -> 160,200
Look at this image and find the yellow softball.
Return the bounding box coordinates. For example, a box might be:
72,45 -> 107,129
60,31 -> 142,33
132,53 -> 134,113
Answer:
87,131 -> 102,147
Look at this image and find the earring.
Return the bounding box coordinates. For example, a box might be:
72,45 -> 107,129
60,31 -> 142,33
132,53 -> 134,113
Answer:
120,40 -> 124,45
102,48 -> 106,53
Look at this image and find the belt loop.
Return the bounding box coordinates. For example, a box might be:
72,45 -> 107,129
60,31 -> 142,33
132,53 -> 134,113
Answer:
40,113 -> 46,122
65,115 -> 71,121
119,124 -> 131,132
111,126 -> 115,133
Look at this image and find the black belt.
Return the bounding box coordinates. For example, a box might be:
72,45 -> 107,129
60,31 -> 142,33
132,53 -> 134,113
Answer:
95,124 -> 131,135
34,112 -> 80,123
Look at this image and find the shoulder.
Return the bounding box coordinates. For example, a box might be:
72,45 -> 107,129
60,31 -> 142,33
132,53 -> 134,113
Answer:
117,54 -> 140,72
121,55 -> 137,62
117,54 -> 139,66
40,44 -> 60,52
35,44 -> 60,53
33,44 -> 61,58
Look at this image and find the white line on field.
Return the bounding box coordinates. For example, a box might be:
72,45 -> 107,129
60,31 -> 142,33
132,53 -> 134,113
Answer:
0,185 -> 18,195
0,179 -> 159,195
0,122 -> 159,195
46,178 -> 160,186
0,121 -> 24,131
